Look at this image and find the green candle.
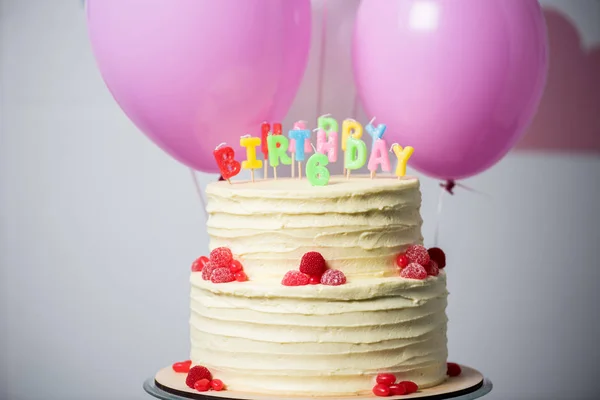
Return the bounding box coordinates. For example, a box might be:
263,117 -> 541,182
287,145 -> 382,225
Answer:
306,152 -> 330,186
344,136 -> 367,171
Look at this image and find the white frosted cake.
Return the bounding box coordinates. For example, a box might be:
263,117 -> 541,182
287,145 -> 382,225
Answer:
187,176 -> 449,396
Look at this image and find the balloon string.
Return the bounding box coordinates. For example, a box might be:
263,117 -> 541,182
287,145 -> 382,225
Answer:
434,186 -> 445,247
189,169 -> 208,220
315,0 -> 328,117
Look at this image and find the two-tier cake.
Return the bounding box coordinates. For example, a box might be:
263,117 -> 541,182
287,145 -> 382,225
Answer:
186,176 -> 449,396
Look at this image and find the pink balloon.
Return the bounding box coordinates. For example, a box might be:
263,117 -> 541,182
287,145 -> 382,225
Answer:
352,0 -> 548,180
87,0 -> 311,173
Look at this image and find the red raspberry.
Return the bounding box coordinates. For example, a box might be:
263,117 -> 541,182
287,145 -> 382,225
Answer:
321,269 -> 347,286
234,271 -> 248,282
399,263 -> 427,280
229,259 -> 243,273
281,270 -> 310,286
211,267 -> 235,283
172,360 -> 192,373
201,262 -> 217,281
209,247 -> 233,268
389,383 -> 407,395
186,366 -> 212,388
194,379 -> 210,392
191,256 -> 209,272
425,260 -> 440,276
405,244 -> 430,266
309,275 -> 321,285
396,253 -> 409,269
399,381 -> 418,394
376,373 -> 396,386
299,251 -> 326,277
428,247 -> 446,268
372,384 -> 390,397
210,379 -> 225,391
447,362 -> 462,377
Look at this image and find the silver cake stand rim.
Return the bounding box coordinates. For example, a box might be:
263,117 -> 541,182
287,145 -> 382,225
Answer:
143,377 -> 493,400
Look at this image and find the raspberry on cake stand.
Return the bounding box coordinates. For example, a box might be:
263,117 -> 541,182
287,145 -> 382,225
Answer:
143,364 -> 492,400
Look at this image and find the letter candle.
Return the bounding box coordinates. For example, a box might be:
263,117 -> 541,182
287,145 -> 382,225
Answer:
267,134 -> 292,180
341,119 -> 363,175
365,117 -> 387,147
315,114 -> 339,163
288,121 -> 312,178
213,143 -> 241,184
260,122 -> 282,179
344,136 -> 367,179
391,143 -> 414,178
240,135 -> 262,182
367,138 -> 391,178
288,125 -> 311,180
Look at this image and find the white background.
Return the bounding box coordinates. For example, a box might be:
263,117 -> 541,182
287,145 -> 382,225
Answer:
1,1 -> 599,399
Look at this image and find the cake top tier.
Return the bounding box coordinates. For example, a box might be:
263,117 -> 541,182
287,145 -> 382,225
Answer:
206,175 -> 419,199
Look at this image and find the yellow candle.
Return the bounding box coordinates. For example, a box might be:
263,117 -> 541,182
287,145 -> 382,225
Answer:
341,119 -> 363,151
391,143 -> 414,177
240,136 -> 262,170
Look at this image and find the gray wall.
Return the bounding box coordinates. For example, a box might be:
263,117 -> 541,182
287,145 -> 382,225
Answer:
1,1 -> 599,399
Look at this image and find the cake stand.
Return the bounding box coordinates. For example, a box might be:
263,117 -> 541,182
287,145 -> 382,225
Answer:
143,364 -> 492,400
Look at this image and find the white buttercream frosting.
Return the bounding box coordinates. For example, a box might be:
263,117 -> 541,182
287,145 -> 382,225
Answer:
190,176 -> 448,396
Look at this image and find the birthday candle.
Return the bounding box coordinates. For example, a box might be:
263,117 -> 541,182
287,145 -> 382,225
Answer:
267,134 -> 292,179
288,121 -> 313,155
365,117 -> 387,147
316,129 -> 338,163
240,135 -> 262,182
261,122 -> 282,179
368,139 -> 391,176
306,152 -> 330,186
391,143 -> 414,178
341,119 -> 363,151
317,114 -> 339,134
213,143 -> 241,183
344,136 -> 367,178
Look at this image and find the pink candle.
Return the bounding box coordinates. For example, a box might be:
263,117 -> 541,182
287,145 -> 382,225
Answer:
316,128 -> 338,163
368,139 -> 391,173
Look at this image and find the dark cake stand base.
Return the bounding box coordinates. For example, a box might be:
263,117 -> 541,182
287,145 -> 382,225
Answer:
143,364 -> 492,400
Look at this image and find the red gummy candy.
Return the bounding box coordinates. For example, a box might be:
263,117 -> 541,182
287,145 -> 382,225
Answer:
210,379 -> 225,391
372,384 -> 391,397
405,244 -> 430,266
194,378 -> 211,392
428,247 -> 446,268
396,253 -> 409,269
399,381 -> 418,394
299,251 -> 327,277
425,260 -> 440,276
309,275 -> 321,285
201,262 -> 217,281
400,263 -> 427,280
191,256 -> 209,272
211,267 -> 235,283
210,247 -> 233,268
229,259 -> 243,273
376,373 -> 396,386
234,271 -> 248,282
172,360 -> 192,373
389,383 -> 407,395
281,270 -> 310,286
321,269 -> 347,286
186,366 -> 212,388
447,362 -> 462,377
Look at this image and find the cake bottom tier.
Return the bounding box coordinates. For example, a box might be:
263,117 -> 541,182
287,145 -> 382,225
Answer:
189,274 -> 449,396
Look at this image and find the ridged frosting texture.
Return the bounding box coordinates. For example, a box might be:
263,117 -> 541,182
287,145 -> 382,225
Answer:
191,176 -> 448,396
205,176 -> 424,282
190,276 -> 448,395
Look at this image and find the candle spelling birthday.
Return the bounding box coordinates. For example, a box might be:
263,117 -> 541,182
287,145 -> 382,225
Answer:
213,115 -> 413,186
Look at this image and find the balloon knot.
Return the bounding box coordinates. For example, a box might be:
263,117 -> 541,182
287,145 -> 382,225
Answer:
218,175 -> 225,181
440,180 -> 456,195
